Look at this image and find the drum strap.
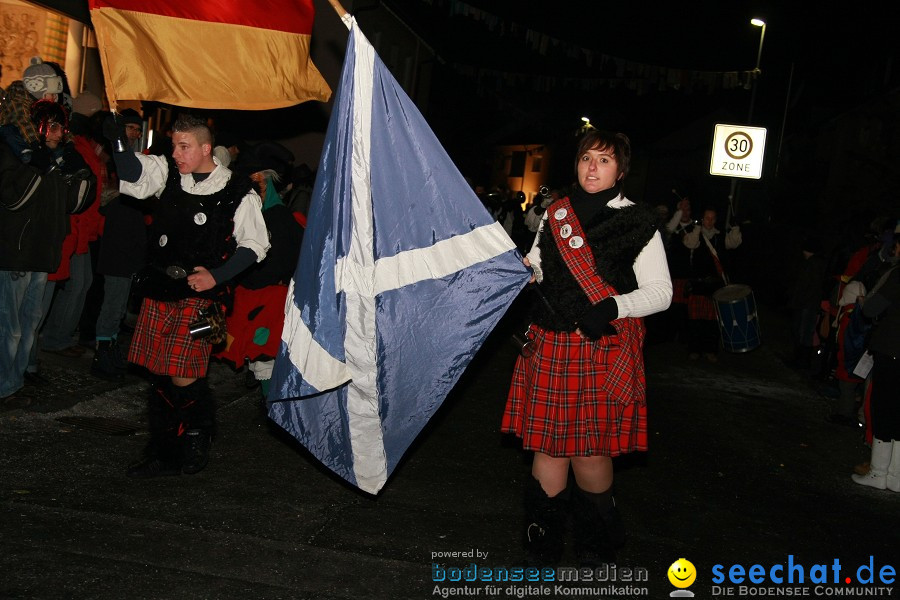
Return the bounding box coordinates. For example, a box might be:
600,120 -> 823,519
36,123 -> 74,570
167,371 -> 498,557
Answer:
701,234 -> 729,285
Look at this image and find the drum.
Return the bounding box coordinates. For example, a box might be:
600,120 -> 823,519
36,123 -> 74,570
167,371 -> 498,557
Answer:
712,284 -> 761,352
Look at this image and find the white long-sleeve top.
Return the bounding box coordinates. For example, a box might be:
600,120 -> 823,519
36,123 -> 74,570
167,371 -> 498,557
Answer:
526,196 -> 673,318
683,224 -> 742,250
666,208 -> 693,234
120,153 -> 270,261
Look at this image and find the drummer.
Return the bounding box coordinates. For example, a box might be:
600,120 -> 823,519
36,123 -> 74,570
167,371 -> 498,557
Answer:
683,207 -> 742,361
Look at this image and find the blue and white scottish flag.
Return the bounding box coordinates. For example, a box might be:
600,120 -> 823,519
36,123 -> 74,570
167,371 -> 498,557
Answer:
268,18 -> 531,494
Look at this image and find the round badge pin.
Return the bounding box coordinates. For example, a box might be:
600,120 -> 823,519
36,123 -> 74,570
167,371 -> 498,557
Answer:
569,236 -> 584,249
560,224 -> 572,238
553,208 -> 567,220
158,234 -> 168,247
194,212 -> 208,225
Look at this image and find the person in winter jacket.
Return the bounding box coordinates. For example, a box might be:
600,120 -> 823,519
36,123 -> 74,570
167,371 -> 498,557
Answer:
0,97 -> 96,405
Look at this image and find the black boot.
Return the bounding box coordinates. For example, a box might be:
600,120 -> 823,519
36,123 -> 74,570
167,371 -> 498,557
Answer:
91,340 -> 126,381
173,378 -> 215,475
523,477 -> 567,566
571,486 -> 625,567
109,338 -> 129,371
127,379 -> 183,478
182,429 -> 212,474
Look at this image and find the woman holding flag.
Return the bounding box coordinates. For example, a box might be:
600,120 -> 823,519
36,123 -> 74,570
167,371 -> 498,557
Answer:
502,129 -> 672,565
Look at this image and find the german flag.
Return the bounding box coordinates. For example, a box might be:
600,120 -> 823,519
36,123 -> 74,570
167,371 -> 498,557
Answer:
89,0 -> 331,110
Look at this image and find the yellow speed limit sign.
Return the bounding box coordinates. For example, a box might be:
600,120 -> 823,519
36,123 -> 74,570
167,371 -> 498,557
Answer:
709,124 -> 767,179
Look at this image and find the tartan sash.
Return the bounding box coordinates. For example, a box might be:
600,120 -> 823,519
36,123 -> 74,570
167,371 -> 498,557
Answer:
545,197 -> 617,303
543,198 -> 646,406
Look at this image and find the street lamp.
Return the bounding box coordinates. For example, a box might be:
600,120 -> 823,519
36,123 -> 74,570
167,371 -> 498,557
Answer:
730,18 -> 767,225
578,116 -> 594,135
747,18 -> 766,123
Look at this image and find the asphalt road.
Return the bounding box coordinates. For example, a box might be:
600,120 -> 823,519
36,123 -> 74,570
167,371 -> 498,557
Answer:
2,304 -> 896,600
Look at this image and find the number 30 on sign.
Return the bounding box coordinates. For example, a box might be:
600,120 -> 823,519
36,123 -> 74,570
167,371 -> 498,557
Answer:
709,124 -> 767,179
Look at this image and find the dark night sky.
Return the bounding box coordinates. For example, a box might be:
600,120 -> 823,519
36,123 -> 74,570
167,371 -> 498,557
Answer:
356,0 -> 897,244
399,1 -> 891,82
376,0 -> 895,144
366,1 -> 896,207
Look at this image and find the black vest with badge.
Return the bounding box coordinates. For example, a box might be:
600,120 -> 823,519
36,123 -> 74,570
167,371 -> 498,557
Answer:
530,201 -> 657,331
139,158 -> 253,301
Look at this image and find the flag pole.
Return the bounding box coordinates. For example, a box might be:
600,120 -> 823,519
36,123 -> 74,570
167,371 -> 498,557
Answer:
326,0 -> 350,18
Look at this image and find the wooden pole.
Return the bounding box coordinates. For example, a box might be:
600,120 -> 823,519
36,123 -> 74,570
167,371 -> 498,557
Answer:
326,0 -> 350,19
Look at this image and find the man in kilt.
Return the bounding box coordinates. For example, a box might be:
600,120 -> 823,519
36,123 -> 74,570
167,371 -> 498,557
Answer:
502,130 -> 672,565
106,114 -> 269,478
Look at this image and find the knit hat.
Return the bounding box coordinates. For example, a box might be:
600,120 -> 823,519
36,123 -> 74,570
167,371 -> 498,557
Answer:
23,57 -> 63,100
118,108 -> 143,126
213,145 -> 232,167
236,141 -> 294,186
72,91 -> 102,117
253,141 -> 294,177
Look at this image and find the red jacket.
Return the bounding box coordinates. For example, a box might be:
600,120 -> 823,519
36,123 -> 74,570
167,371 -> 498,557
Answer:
48,136 -> 103,281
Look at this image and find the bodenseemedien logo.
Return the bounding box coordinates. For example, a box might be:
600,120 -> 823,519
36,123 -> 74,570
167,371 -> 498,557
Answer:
668,558 -> 697,597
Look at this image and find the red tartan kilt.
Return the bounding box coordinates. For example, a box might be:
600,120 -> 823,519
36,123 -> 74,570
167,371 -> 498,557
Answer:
502,323 -> 648,457
128,297 -> 213,377
688,293 -> 718,320
214,284 -> 288,368
671,278 -> 689,305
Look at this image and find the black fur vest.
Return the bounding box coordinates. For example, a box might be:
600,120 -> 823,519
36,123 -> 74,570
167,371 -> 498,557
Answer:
147,158 -> 253,273
529,199 -> 658,331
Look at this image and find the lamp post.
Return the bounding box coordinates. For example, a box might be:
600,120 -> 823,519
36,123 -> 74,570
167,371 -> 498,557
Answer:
730,18 -> 767,225
747,18 -> 766,124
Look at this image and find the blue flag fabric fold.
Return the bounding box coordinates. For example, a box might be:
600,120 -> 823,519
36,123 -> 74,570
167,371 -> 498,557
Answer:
269,18 -> 530,494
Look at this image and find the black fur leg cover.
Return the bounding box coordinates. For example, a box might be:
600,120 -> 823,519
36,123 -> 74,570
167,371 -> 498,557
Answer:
523,477 -> 568,566
146,377 -> 182,462
171,378 -> 216,438
571,486 -> 626,567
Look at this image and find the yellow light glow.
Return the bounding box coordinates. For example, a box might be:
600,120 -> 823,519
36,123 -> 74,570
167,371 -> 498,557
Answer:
751,18 -> 766,27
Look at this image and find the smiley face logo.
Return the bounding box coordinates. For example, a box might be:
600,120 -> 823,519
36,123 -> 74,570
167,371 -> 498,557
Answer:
668,558 -> 696,588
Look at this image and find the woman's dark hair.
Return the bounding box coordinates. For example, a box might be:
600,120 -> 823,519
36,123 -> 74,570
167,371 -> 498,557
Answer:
31,99 -> 69,137
574,129 -> 631,180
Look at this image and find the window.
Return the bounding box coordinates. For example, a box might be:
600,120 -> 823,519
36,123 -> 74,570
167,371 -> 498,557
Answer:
510,151 -> 526,177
